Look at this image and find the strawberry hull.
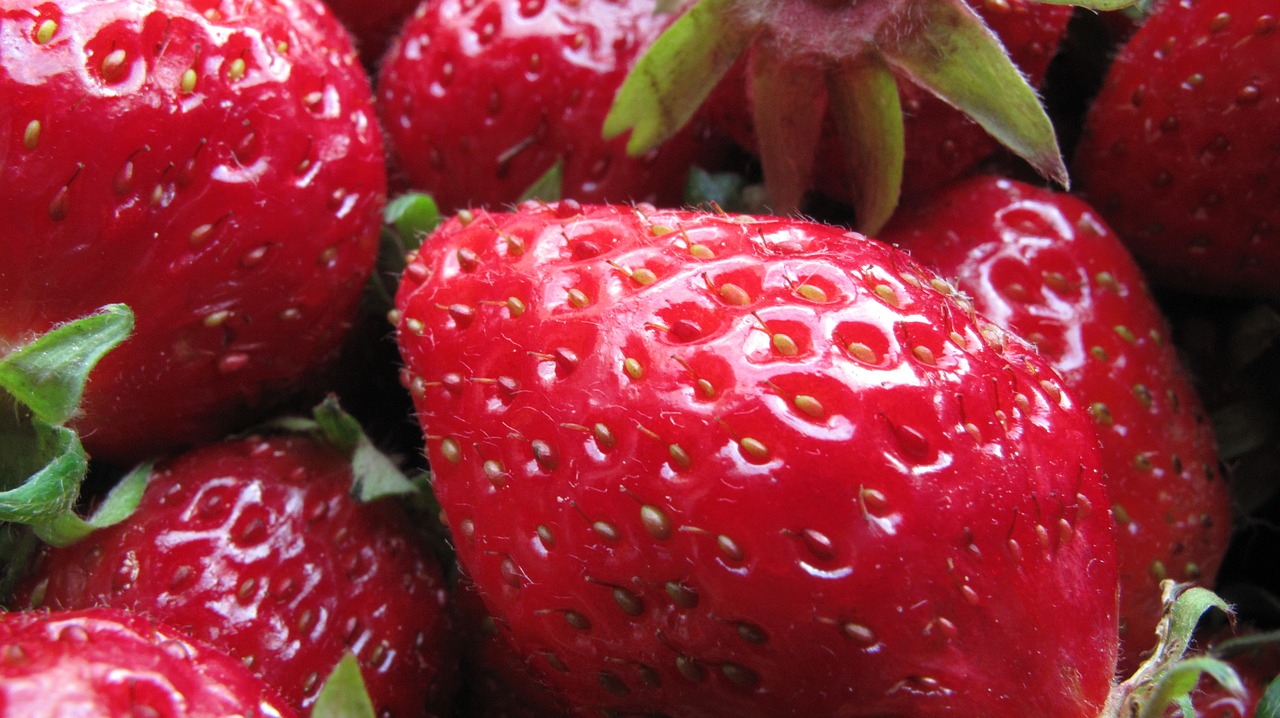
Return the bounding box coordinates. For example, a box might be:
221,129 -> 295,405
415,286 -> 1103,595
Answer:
396,202 -> 1119,717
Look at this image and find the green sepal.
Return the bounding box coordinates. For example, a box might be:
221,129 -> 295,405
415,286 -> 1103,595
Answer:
876,0 -> 1068,188
519,160 -> 564,203
826,54 -> 904,235
604,0 -> 754,155
384,193 -> 442,251
34,462 -> 152,547
311,652 -> 376,718
748,47 -> 826,215
1138,656 -> 1245,718
684,166 -> 750,212
0,421 -> 83,521
312,396 -> 418,502
1257,674 -> 1280,718
1103,582 -> 1243,717
0,304 -> 134,426
1030,0 -> 1138,10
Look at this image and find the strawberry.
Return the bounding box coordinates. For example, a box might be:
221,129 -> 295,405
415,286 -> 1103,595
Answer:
393,200 -> 1120,716
16,404 -> 456,717
375,0 -> 721,213
0,0 -> 387,466
881,175 -> 1233,671
699,0 -> 1074,210
1073,0 -> 1280,298
602,0 -> 1132,233
0,606 -> 299,718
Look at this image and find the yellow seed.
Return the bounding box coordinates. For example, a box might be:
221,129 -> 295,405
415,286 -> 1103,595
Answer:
1114,325 -> 1137,343
180,67 -> 198,94
772,333 -> 799,357
846,341 -> 877,364
912,346 -> 936,365
36,19 -> 58,44
631,267 -> 657,286
566,288 -> 590,308
506,297 -> 526,317
793,395 -> 824,418
623,357 -> 643,380
228,57 -> 246,82
795,284 -> 827,303
440,438 -> 462,464
23,120 -> 40,150
668,444 -> 691,469
717,282 -> 750,306
739,438 -> 769,461
873,284 -> 899,306
689,243 -> 714,259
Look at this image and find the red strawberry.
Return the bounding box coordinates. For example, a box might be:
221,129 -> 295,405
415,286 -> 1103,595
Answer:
881,175 -> 1233,671
700,0 -> 1074,208
0,0 -> 387,465
0,606 -> 298,718
394,200 -> 1120,716
1073,0 -> 1280,298
17,410 -> 456,717
375,0 -> 720,213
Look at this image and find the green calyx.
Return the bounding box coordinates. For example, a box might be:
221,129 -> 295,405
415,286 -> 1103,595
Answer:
605,0 -> 1135,233
1101,581 -> 1246,717
312,652 -> 377,718
0,305 -> 134,533
266,395 -> 419,503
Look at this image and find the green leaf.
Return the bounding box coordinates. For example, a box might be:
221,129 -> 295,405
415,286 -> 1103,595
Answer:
313,395 -> 364,453
603,0 -> 755,155
1257,674 -> 1280,718
876,0 -> 1068,188
0,305 -> 134,426
519,160 -> 563,203
34,462 -> 152,547
384,193 -> 442,251
826,53 -> 904,235
311,653 -> 376,718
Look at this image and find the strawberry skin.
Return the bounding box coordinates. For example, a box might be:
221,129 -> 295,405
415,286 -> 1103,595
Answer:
376,0 -> 716,212
18,432 -> 456,717
0,607 -> 298,718
1074,0 -> 1280,297
395,201 -> 1119,716
883,175 -> 1233,670
0,0 -> 386,465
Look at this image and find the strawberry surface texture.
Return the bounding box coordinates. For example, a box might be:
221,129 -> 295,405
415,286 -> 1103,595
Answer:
0,606 -> 299,718
883,176 -> 1234,671
17,431 -> 457,717
395,200 -> 1120,717
0,0 -> 386,465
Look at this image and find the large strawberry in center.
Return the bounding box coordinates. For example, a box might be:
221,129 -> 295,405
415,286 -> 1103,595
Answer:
395,201 -> 1120,716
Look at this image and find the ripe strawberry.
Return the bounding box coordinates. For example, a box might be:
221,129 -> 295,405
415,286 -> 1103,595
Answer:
17,413 -> 456,717
0,0 -> 387,465
0,606 -> 298,718
700,0 -> 1074,210
394,200 -> 1120,716
375,0 -> 720,213
881,175 -> 1233,670
1073,0 -> 1280,298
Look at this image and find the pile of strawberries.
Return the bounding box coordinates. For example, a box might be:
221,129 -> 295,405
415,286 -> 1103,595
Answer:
1,0 -> 1277,716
